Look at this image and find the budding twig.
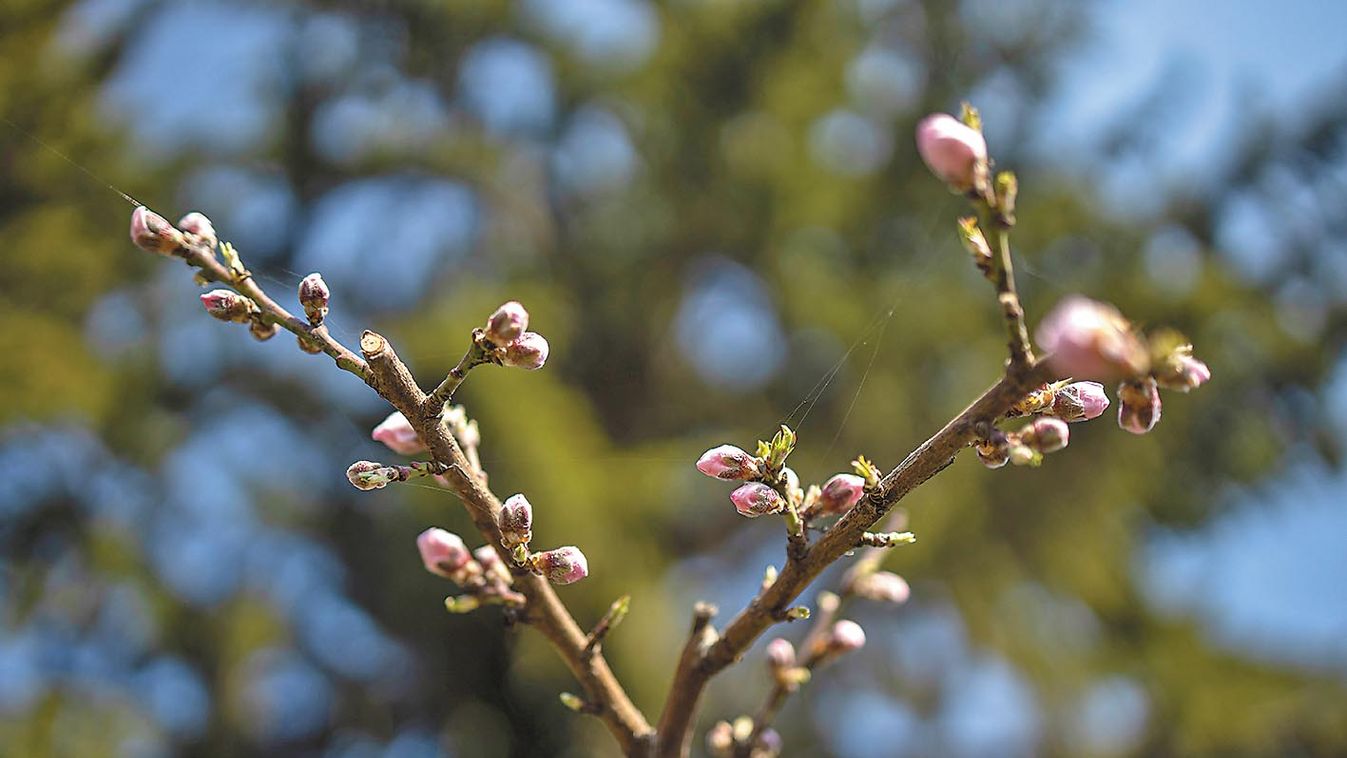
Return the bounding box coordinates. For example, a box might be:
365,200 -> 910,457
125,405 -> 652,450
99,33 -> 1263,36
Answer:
584,594 -> 632,658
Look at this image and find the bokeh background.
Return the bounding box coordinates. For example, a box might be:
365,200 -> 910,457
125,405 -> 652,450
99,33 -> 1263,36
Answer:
3,0 -> 1347,755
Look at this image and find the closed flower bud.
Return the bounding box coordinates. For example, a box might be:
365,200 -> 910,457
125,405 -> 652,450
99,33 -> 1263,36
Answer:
706,721 -> 734,755
765,638 -> 795,670
485,301 -> 529,345
473,544 -> 500,570
1118,377 -> 1162,435
177,212 -> 217,249
915,113 -> 988,192
346,460 -> 399,490
975,436 -> 1010,469
248,319 -> 278,341
200,289 -> 252,322
531,546 -> 588,585
371,411 -> 427,455
298,273 -> 330,326
1007,443 -> 1041,467
417,527 -> 471,577
1035,296 -> 1150,381
852,571 -> 911,604
816,474 -> 865,515
730,483 -> 785,518
501,332 -> 549,370
696,445 -> 760,480
1050,381 -> 1111,422
826,619 -> 866,654
129,206 -> 184,255
1021,417 -> 1069,454
498,494 -> 534,547
1153,348 -> 1211,393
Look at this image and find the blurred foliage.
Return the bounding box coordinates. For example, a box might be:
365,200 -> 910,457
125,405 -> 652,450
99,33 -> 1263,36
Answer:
2,0 -> 1346,756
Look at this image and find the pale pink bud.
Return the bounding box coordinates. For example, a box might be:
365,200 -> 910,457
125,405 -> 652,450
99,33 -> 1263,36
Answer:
852,571 -> 910,604
417,527 -> 471,577
1050,381 -> 1110,422
177,212 -> 217,249
765,638 -> 795,670
975,436 -> 1010,469
498,494 -> 534,547
200,289 -> 252,322
729,483 -> 785,518
130,206 -> 184,255
500,332 -> 549,370
371,411 -> 426,456
706,722 -> 734,755
346,460 -> 399,490
1154,352 -> 1211,393
1020,417 -> 1069,454
827,619 -> 866,653
696,445 -> 759,481
1035,296 -> 1150,381
485,301 -> 529,345
532,546 -> 588,585
298,273 -> 330,326
1118,377 -> 1162,435
816,474 -> 865,515
1008,443 -> 1040,467
473,544 -> 501,569
915,113 -> 988,191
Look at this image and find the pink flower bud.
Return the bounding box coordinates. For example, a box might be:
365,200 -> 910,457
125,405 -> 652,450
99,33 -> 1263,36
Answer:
532,546 -> 588,585
200,289 -> 252,322
1035,296 -> 1150,381
852,571 -> 910,604
500,332 -> 549,370
1020,417 -> 1069,454
177,212 -> 217,249
1154,350 -> 1211,393
130,206 -> 184,255
729,483 -> 785,518
915,113 -> 988,192
816,474 -> 865,515
498,494 -> 534,547
1118,377 -> 1162,435
371,411 -> 426,456
765,638 -> 796,670
1050,381 -> 1111,422
346,460 -> 399,490
417,527 -> 471,577
696,445 -> 759,480
298,273 -> 330,326
473,544 -> 500,569
485,301 -> 529,345
706,722 -> 733,755
827,619 -> 866,653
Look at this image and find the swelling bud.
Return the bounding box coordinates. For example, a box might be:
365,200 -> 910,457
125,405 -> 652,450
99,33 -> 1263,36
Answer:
1050,381 -> 1111,422
851,571 -> 911,604
1035,296 -> 1150,381
1118,377 -> 1162,435
129,206 -> 184,255
298,273 -> 330,326
815,473 -> 865,516
371,411 -> 427,455
346,460 -> 399,490
485,301 -> 529,345
417,527 -> 471,577
501,332 -> 549,370
177,212 -> 216,250
498,494 -> 534,547
200,289 -> 252,323
531,546 -> 588,585
915,113 -> 988,192
696,445 -> 760,480
730,483 -> 785,518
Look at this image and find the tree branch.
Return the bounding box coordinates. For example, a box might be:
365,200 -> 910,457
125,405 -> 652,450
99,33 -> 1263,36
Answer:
653,357 -> 1054,756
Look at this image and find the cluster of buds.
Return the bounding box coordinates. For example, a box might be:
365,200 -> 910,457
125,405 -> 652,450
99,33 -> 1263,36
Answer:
416,528 -> 521,612
1008,380 -> 1111,423
1036,296 -> 1211,436
478,301 -> 550,370
706,718 -> 781,758
492,493 -> 588,586
697,426 -> 825,525
976,416 -> 1071,469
